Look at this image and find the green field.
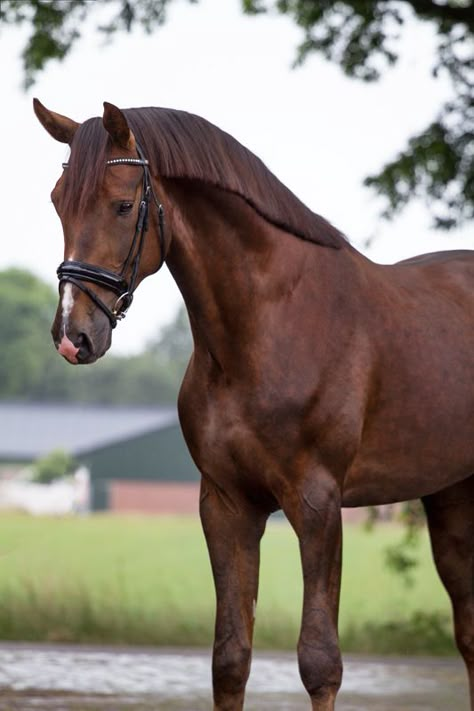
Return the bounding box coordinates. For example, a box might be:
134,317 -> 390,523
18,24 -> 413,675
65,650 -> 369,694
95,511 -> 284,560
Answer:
0,514 -> 455,654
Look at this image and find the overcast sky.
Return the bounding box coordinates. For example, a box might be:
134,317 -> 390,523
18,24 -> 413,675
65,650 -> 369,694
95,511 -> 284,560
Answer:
1,0 -> 472,355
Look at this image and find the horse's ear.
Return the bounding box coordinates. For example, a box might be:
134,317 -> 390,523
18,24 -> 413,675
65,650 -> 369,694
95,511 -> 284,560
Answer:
33,98 -> 79,145
102,102 -> 136,150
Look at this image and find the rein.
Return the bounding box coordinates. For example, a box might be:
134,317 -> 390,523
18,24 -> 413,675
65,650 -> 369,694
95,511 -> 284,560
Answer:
57,144 -> 166,329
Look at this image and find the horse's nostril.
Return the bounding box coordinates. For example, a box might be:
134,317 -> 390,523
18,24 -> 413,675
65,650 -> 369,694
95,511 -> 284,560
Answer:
76,332 -> 93,361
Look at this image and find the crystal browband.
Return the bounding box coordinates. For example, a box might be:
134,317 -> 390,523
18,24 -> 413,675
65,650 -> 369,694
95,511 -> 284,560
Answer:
62,157 -> 149,169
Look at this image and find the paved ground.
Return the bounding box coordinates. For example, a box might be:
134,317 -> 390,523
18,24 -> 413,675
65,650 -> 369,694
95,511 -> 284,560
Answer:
0,642 -> 469,710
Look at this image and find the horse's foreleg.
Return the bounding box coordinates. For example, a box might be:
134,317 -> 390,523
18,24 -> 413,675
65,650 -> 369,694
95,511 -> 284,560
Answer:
200,477 -> 268,711
422,474 -> 474,711
281,474 -> 343,711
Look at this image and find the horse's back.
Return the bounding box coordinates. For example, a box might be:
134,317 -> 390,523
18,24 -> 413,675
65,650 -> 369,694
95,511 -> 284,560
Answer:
397,249 -> 474,267
391,248 -> 474,304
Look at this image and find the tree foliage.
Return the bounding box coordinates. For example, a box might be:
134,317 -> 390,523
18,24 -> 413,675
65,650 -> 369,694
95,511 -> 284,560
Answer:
31,448 -> 76,483
0,0 -> 196,89
0,268 -> 192,404
0,268 -> 57,397
1,1 -> 472,224
243,1 -> 474,230
366,499 -> 426,587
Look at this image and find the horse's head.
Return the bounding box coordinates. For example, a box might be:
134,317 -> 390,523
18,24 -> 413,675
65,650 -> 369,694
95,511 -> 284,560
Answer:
34,99 -> 166,364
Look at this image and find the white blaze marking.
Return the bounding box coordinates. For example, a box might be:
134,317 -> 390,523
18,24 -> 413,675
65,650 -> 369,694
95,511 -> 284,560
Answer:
61,283 -> 75,325
61,254 -> 75,327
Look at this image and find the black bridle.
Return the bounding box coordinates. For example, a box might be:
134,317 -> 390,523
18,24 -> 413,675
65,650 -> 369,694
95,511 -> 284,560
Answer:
57,144 -> 166,329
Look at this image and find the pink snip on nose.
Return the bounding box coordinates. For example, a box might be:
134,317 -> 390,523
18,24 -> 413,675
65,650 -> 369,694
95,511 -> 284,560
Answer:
58,334 -> 79,364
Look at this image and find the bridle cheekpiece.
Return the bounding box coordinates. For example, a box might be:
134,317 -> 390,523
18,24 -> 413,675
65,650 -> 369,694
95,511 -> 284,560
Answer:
56,144 -> 166,329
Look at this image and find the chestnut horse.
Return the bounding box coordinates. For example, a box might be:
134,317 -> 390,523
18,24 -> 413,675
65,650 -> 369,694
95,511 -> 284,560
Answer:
34,99 -> 474,711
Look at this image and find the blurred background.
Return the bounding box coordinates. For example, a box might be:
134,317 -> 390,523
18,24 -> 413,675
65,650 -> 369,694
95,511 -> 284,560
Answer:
0,0 -> 472,707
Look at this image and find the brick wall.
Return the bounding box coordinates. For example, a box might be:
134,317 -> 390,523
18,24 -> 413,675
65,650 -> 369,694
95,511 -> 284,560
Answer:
108,479 -> 393,523
109,480 -> 200,514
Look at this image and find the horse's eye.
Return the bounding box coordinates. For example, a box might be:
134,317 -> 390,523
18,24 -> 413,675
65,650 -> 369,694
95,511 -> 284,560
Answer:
118,202 -> 133,215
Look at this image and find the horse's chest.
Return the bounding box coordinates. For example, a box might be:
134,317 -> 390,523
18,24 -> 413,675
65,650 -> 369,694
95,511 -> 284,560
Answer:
179,383 -> 307,492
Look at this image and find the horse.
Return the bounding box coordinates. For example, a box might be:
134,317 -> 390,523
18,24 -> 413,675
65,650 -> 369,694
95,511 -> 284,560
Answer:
33,98 -> 474,711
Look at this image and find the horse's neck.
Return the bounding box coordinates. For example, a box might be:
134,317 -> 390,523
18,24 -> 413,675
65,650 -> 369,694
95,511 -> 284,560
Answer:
164,180 -> 361,364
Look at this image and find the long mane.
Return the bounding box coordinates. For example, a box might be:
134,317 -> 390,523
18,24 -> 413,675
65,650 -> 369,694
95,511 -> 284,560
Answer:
62,107 -> 345,249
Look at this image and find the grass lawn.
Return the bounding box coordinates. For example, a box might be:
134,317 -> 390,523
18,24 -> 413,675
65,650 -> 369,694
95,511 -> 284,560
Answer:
0,514 -> 455,654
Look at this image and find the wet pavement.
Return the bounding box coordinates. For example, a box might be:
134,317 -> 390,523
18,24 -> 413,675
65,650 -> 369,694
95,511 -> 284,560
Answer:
0,643 -> 469,710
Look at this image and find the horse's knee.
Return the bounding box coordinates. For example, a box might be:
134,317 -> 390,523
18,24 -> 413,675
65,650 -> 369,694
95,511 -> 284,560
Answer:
213,640 -> 252,695
297,638 -> 342,700
456,620 -> 474,664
